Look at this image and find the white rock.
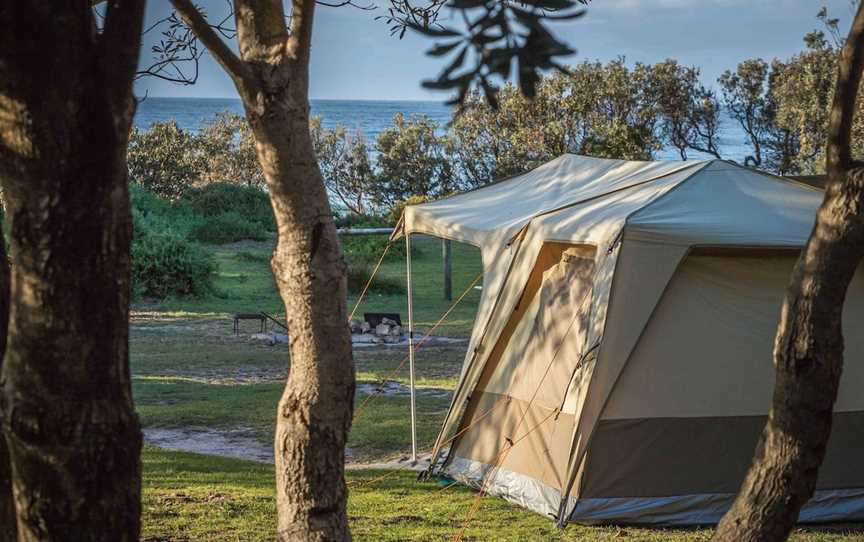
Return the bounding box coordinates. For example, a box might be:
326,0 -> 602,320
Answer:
375,323 -> 391,336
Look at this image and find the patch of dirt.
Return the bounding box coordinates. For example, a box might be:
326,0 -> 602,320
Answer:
145,426 -> 363,465
356,381 -> 451,399
346,452 -> 433,472
144,427 -> 274,463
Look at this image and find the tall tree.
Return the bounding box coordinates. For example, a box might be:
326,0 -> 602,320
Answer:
167,1 -> 356,538
162,1 -> 583,538
713,3 -> 864,541
0,1 -> 145,539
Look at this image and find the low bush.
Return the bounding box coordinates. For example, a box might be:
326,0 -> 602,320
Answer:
188,211 -> 270,245
132,230 -> 216,298
182,183 -> 275,231
131,183 -> 202,238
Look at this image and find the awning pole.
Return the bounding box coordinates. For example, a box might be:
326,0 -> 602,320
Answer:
406,232 -> 418,462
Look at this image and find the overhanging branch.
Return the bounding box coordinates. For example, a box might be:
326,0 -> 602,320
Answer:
169,0 -> 250,83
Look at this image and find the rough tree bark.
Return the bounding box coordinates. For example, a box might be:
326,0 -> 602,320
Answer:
0,230 -> 14,541
0,1 -> 145,539
713,4 -> 864,541
170,0 -> 355,539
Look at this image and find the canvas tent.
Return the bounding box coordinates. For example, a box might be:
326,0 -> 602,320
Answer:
394,154 -> 864,526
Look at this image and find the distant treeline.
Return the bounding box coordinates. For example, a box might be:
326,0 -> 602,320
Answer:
128,16 -> 853,220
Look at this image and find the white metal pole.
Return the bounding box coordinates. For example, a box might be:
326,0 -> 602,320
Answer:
406,233 -> 418,462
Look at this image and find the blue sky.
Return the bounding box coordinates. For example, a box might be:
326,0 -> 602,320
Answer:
135,0 -> 857,101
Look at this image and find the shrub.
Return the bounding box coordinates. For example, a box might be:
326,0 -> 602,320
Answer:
131,231 -> 216,298
131,183 -> 202,238
182,182 -> 275,231
188,211 -> 270,245
128,121 -> 203,199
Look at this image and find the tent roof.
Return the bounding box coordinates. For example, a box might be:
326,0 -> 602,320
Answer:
402,155 -> 822,249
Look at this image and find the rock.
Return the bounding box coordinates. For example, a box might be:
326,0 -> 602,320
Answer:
389,325 -> 402,337
360,321 -> 371,333
375,323 -> 391,336
352,334 -> 378,344
381,317 -> 398,326
271,333 -> 288,344
348,319 -> 363,334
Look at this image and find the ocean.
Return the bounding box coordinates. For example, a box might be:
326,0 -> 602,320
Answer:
134,97 -> 750,163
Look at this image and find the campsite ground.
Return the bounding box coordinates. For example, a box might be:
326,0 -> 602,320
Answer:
135,236 -> 864,541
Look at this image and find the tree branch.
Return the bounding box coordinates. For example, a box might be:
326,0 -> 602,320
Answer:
287,0 -> 316,65
169,0 -> 250,83
827,2 -> 864,172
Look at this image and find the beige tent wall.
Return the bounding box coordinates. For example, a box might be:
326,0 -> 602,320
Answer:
582,253 -> 864,500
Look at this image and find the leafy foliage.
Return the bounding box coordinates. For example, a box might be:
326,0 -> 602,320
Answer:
397,0 -> 588,105
374,114 -> 459,208
719,21 -> 864,175
131,227 -> 216,299
128,121 -> 204,198
197,112 -> 265,188
311,117 -> 376,215
181,182 -> 275,231
188,211 -> 270,245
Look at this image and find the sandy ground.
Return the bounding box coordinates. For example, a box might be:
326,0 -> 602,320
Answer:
143,426 -> 433,470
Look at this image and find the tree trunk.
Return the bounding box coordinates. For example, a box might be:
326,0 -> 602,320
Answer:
234,1 -> 355,540
250,102 -> 355,542
0,2 -> 144,539
712,5 -> 864,541
170,0 -> 356,537
0,229 -> 15,541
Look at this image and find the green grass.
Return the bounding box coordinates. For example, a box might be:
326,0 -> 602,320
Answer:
148,235 -> 483,337
143,446 -> 864,541
134,376 -> 451,462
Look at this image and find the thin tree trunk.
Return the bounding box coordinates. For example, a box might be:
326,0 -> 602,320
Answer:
0,2 -> 144,539
170,0 -> 356,538
0,229 -> 14,541
712,4 -> 864,541
235,2 -> 354,539
252,106 -> 354,542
